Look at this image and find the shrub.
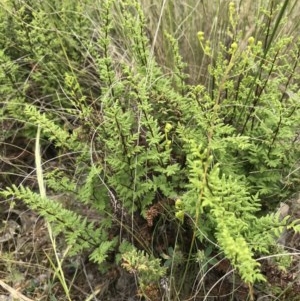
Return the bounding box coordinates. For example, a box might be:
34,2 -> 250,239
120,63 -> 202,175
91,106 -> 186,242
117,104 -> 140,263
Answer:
0,0 -> 299,299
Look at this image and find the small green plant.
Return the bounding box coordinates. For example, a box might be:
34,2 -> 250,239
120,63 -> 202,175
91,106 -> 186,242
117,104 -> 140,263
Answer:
121,247 -> 167,298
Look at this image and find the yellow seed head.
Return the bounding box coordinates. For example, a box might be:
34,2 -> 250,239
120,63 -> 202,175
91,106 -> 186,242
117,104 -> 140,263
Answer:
164,123 -> 173,133
229,2 -> 235,11
175,211 -> 184,223
231,42 -> 238,50
197,31 -> 204,42
248,36 -> 255,45
175,198 -> 183,210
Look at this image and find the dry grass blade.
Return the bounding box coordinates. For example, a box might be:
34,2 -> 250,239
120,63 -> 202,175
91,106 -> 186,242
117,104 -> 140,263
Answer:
35,125 -> 46,198
0,280 -> 34,301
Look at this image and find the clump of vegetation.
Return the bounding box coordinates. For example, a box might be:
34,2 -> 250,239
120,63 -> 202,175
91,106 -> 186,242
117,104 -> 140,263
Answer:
0,0 -> 299,300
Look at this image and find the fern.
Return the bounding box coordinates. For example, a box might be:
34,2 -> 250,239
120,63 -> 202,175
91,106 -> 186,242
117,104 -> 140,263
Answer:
1,0 -> 300,298
0,185 -> 112,258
